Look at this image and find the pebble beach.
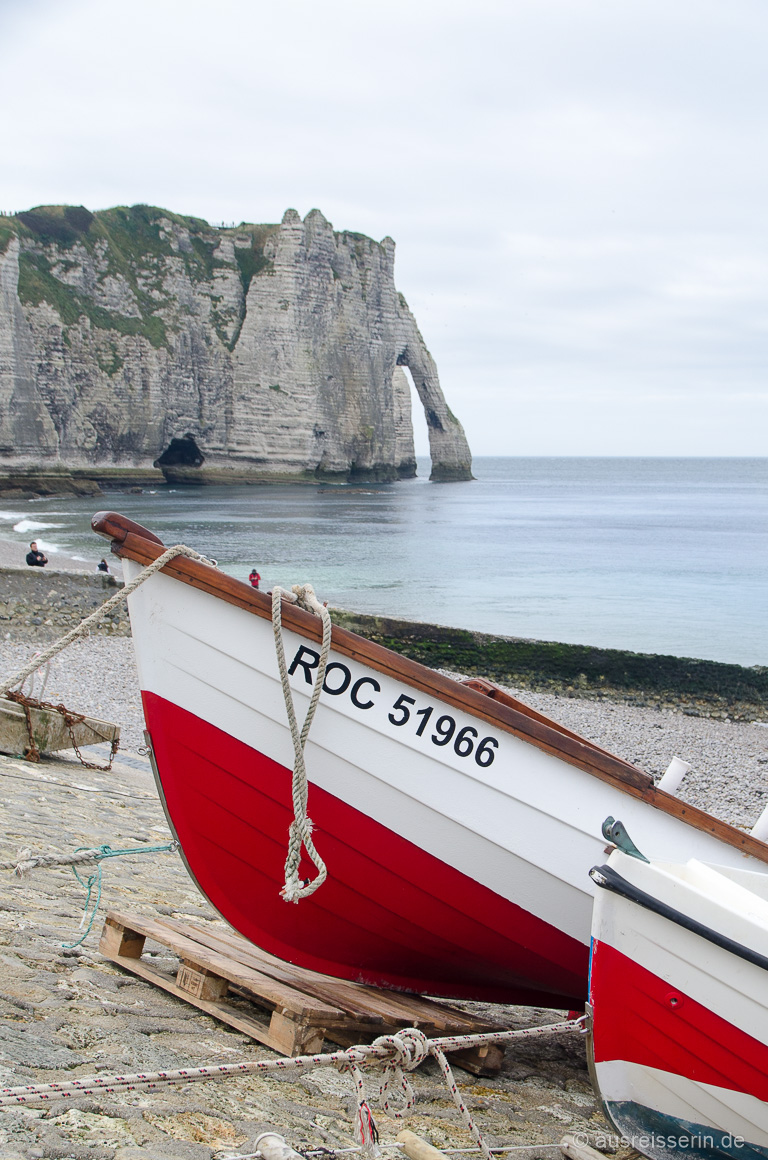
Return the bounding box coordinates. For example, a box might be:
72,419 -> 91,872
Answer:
0,543 -> 767,1160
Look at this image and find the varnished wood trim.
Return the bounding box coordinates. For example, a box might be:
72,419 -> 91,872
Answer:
461,677 -> 624,757
93,512 -> 768,867
92,511 -> 164,546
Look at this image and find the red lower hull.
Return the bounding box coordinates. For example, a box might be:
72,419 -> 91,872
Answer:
145,691 -> 589,1005
590,941 -> 768,1101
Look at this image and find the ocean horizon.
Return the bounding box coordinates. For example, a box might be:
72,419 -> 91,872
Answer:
1,456 -> 765,668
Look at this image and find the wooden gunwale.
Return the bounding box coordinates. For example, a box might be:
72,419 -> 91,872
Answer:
92,510 -> 768,867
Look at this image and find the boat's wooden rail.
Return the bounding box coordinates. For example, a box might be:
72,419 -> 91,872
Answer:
99,910 -> 508,1074
91,510 -> 768,868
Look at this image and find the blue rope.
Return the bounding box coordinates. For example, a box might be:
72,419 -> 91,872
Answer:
62,841 -> 178,949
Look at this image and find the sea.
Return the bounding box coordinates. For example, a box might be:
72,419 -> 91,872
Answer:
2,457 -> 766,668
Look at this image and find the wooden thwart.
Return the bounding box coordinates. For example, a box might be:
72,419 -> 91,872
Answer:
100,909 -> 508,1072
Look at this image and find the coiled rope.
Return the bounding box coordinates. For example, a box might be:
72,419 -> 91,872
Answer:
271,584 -> 333,903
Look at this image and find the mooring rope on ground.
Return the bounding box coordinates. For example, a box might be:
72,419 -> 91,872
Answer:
0,1018 -> 585,1160
222,1147 -> 566,1160
0,839 -> 179,948
0,840 -> 177,878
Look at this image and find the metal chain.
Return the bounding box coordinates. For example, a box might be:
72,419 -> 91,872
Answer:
5,689 -> 119,770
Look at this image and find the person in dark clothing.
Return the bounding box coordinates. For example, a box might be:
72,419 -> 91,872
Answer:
248,568 -> 261,589
97,559 -> 109,573
26,541 -> 48,567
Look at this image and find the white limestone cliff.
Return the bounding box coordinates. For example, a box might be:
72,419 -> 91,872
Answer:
0,205 -> 472,485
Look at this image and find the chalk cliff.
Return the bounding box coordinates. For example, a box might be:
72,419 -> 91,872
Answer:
0,205 -> 472,487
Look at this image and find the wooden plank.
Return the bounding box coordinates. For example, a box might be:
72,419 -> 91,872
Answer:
100,916 -> 146,959
106,910 -> 343,1023
100,911 -> 506,1072
177,961 -> 229,1002
398,1129 -> 448,1160
164,919 -> 504,1038
450,1043 -> 505,1076
0,697 -> 120,757
560,1135 -> 610,1160
267,1010 -> 325,1056
104,952 -> 280,1048
162,919 -> 388,1023
168,919 -> 501,1034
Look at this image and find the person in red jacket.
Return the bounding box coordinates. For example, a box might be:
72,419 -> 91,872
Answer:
248,568 -> 261,589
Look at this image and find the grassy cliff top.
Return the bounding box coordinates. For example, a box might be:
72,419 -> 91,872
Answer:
0,202 -> 278,250
0,204 -> 281,350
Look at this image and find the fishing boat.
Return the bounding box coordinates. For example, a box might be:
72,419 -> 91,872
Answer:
92,511 -> 768,1009
588,837 -> 768,1160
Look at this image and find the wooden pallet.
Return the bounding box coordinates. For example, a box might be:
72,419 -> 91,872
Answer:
100,909 -> 508,1074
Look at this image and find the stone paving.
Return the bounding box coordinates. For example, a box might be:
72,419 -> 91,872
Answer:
0,746 -> 610,1160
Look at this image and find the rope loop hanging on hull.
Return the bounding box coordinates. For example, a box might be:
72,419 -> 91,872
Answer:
271,583 -> 332,903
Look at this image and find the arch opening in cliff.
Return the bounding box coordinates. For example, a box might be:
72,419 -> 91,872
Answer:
395,351 -> 472,482
154,434 -> 205,469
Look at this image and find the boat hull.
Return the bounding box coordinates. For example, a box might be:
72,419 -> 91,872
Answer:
145,691 -> 586,1004
589,853 -> 768,1159
117,547 -> 768,1006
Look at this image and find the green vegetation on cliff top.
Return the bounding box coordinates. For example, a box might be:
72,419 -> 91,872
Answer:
4,204 -> 279,353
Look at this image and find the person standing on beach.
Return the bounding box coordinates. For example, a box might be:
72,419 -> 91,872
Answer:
248,568 -> 261,588
26,541 -> 48,567
97,558 -> 109,573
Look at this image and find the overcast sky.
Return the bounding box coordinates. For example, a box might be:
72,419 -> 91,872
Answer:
3,0 -> 766,456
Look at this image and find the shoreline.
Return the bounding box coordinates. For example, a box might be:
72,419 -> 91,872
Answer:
332,610 -> 768,722
0,534 -> 103,574
1,539 -> 765,720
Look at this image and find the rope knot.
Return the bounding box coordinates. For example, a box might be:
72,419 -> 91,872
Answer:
291,583 -> 327,618
13,848 -> 34,878
374,1027 -> 429,1071
369,1028 -> 428,1117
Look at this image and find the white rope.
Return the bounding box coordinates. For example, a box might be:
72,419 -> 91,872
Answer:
271,584 -> 333,902
0,544 -> 212,699
0,846 -> 107,876
0,1018 -> 584,1107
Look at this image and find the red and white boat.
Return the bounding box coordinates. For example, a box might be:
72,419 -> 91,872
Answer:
589,843 -> 768,1160
93,512 -> 768,1009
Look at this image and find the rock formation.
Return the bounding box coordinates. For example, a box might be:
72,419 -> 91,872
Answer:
0,204 -> 472,487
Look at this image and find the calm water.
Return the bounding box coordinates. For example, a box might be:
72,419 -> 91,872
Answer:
2,458 -> 766,667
